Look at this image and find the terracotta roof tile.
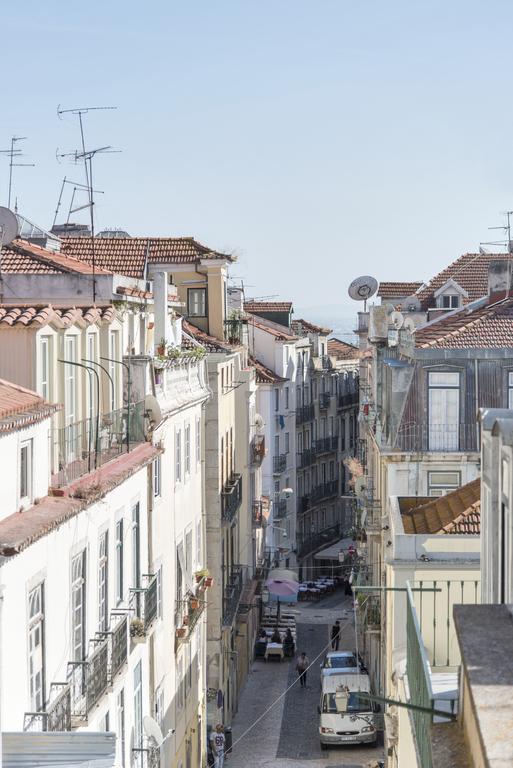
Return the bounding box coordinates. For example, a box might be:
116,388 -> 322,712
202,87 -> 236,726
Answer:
377,281 -> 423,298
417,253 -> 511,309
181,319 -> 234,353
244,301 -> 292,313
0,379 -> 60,433
62,237 -> 235,279
401,478 -> 480,535
415,295 -> 513,348
115,285 -> 153,299
248,315 -> 298,341
249,356 -> 287,384
0,304 -> 117,329
327,337 -> 358,360
2,239 -> 111,275
291,318 -> 332,335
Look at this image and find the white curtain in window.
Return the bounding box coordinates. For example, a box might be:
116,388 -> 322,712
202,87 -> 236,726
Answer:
428,373 -> 459,450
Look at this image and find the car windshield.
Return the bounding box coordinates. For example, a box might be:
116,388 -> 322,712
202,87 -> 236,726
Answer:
322,692 -> 372,713
324,655 -> 357,668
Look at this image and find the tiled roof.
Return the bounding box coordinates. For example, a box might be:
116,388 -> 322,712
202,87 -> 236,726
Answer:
401,478 -> 480,535
0,305 -> 117,329
181,319 -> 233,353
249,356 -> 287,384
291,318 -> 332,335
417,253 -> 511,309
248,315 -> 298,341
327,337 -> 358,360
62,237 -> 235,279
415,295 -> 513,348
377,281 -> 423,298
244,301 -> 292,313
115,285 -> 153,299
0,379 -> 60,433
1,239 -> 112,275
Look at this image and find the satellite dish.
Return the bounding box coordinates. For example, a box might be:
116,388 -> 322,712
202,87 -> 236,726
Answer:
254,413 -> 264,430
403,317 -> 416,333
390,311 -> 404,330
348,276 -> 378,303
0,207 -> 18,246
145,394 -> 163,428
403,295 -> 421,312
143,716 -> 164,747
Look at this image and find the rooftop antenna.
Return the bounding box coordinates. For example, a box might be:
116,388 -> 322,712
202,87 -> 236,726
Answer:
56,105 -> 118,302
488,210 -> 513,253
0,137 -> 35,209
53,177 -> 105,228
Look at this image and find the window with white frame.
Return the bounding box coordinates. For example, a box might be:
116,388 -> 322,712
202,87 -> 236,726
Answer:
19,439 -> 32,503
285,432 -> 290,454
98,531 -> 109,631
64,336 -> 77,423
427,471 -> 461,497
116,689 -> 125,768
508,372 -> 513,408
132,503 -> 140,592
196,417 -> 201,465
116,518 -> 124,605
185,424 -> 191,475
187,288 -> 206,317
71,550 -> 86,661
154,684 -> 164,729
428,371 -> 460,450
87,334 -> 97,419
40,336 -> 51,401
156,566 -> 162,618
274,389 -> 279,412
175,429 -> 182,482
441,294 -> 460,309
196,520 -> 202,567
109,330 -> 120,411
28,582 -> 45,711
285,387 -> 289,409
153,456 -> 161,497
133,662 -> 143,753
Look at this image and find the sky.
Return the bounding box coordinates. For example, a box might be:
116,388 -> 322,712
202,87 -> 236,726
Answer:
3,1 -> 513,314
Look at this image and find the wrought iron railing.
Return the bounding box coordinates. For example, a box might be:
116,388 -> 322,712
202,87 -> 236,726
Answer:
221,473 -> 243,524
309,479 -> 339,504
296,403 -> 314,425
50,400 -> 147,488
273,454 -> 287,474
23,682 -> 72,732
338,390 -> 359,409
320,355 -> 332,370
251,434 -> 265,466
109,613 -> 128,680
176,587 -> 207,644
389,423 -> 478,453
273,498 -> 287,519
223,564 -> 245,625
67,636 -> 109,723
224,317 -> 248,345
298,448 -> 315,468
319,392 -> 331,409
297,522 -> 344,559
253,499 -> 264,527
129,574 -> 159,638
313,436 -> 338,454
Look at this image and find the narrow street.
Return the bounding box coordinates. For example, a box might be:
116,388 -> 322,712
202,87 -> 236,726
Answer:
228,591 -> 384,768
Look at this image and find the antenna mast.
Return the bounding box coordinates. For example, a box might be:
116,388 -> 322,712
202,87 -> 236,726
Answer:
487,210 -> 513,254
0,136 -> 35,209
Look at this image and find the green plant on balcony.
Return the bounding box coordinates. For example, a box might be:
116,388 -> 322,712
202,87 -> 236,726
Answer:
130,617 -> 145,638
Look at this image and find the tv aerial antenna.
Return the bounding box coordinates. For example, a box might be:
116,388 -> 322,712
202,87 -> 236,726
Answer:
52,177 -> 105,228
486,210 -> 513,254
56,105 -> 119,302
0,136 -> 35,209
348,275 -> 378,311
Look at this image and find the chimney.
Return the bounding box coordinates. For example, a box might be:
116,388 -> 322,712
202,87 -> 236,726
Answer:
488,260 -> 512,297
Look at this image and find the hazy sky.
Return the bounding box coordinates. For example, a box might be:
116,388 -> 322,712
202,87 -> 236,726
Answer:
3,1 -> 513,310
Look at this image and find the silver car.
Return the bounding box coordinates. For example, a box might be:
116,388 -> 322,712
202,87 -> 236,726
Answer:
320,651 -> 366,678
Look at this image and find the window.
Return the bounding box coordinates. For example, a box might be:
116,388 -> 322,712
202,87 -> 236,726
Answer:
196,417 -> 201,465
71,550 -> 86,661
133,663 -> 143,755
20,440 -> 32,502
285,432 -> 290,454
188,288 -> 206,317
98,531 -> 109,631
196,520 -> 202,567
341,417 -> 346,451
185,531 -> 193,579
87,334 -> 97,418
274,389 -> 279,412
441,294 -> 459,309
116,519 -> 124,604
185,424 -> 191,475
156,566 -> 162,618
132,503 -> 141,612
40,336 -> 51,400
428,371 -> 460,450
28,583 -> 45,711
109,330 -> 120,410
274,434 -> 279,456
155,685 -> 164,729
508,372 -> 513,408
64,336 -> 77,445
116,689 -> 125,768
427,471 -> 461,497
285,387 -> 289,409
175,429 -> 182,482
153,456 -> 161,497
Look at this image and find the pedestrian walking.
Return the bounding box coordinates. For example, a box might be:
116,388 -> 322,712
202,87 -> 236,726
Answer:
331,619 -> 341,650
296,651 -> 310,688
209,724 -> 226,768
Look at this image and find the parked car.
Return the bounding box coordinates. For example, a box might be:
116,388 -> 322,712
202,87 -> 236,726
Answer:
320,651 -> 367,678
318,673 -> 378,749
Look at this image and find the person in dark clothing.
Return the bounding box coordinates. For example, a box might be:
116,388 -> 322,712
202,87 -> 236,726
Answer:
296,652 -> 309,687
283,627 -> 295,657
271,628 -> 282,643
331,620 -> 341,650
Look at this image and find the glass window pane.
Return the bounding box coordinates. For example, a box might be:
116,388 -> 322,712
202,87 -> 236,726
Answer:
428,371 -> 459,387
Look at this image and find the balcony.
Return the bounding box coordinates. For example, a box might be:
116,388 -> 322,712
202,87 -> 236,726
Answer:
391,423 -> 478,453
252,498 -> 268,527
67,637 -> 109,724
310,479 -> 339,504
224,317 -> 248,345
320,355 -> 332,370
297,522 -> 344,559
221,473 -> 243,524
273,454 -> 287,474
223,564 -> 245,625
129,573 -> 159,639
273,497 -> 288,519
176,588 -> 207,645
296,403 -> 314,425
338,390 -> 359,409
319,392 -> 331,410
251,434 -> 266,466
109,613 -> 128,679
24,683 -> 72,732
298,448 -> 315,468
313,436 -> 338,454
50,400 -> 147,488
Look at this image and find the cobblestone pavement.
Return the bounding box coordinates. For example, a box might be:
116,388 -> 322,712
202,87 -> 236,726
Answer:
227,591 -> 384,768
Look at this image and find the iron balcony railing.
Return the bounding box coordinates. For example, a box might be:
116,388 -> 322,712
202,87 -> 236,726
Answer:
251,434 -> 266,467
109,613 -> 128,680
389,423 -> 478,453
338,390 -> 359,409
309,479 -> 339,505
224,317 -> 248,345
273,454 -> 287,474
273,498 -> 288,519
176,587 -> 207,645
23,683 -> 72,732
297,522 -> 344,559
67,637 -> 109,724
223,564 -> 245,626
252,500 -> 264,527
221,473 -> 243,524
320,355 -> 332,370
319,392 -> 331,409
297,448 -> 315,468
50,400 -> 147,488
296,403 -> 315,425
313,436 -> 338,454
129,574 -> 159,638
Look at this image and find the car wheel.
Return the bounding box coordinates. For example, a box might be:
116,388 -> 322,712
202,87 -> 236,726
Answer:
320,742 -> 327,751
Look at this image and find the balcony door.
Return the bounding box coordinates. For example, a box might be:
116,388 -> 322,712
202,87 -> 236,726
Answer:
428,372 -> 460,450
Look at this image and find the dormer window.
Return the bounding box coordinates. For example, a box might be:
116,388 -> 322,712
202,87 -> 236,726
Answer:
441,294 -> 460,309
434,278 -> 468,310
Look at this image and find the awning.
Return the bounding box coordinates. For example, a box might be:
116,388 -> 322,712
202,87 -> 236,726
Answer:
313,537 -> 357,560
2,731 -> 116,767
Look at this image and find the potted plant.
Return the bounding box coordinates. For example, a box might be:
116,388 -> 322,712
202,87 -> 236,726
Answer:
176,627 -> 187,638
182,614 -> 189,626
204,576 -> 213,588
130,617 -> 145,641
195,568 -> 210,583
156,338 -> 167,357
190,597 -> 199,610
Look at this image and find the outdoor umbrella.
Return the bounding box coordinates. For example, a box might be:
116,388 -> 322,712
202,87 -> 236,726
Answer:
265,570 -> 299,618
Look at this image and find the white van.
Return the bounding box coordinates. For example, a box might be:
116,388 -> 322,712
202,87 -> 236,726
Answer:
318,673 -> 378,749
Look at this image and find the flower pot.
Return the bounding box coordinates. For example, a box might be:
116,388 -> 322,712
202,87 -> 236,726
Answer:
183,615 -> 189,625
176,627 -> 187,638
190,598 -> 199,610
204,577 -> 213,588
